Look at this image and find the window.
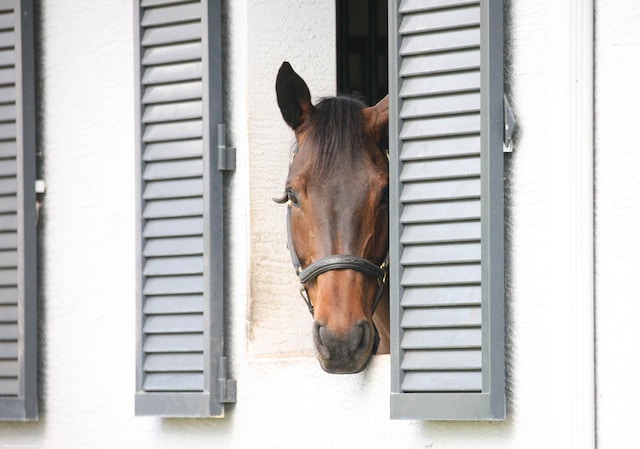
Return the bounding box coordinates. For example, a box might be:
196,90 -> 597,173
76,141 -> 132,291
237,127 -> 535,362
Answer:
336,0 -> 388,105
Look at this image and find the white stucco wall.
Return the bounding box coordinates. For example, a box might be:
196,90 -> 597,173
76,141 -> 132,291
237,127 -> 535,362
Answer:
1,0 -> 633,447
595,1 -> 640,447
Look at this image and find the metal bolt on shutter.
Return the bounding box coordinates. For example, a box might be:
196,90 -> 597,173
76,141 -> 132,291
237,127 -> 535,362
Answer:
134,0 -> 235,417
389,0 -> 505,420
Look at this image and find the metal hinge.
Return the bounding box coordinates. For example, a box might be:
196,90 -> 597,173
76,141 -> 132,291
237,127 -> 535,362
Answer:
217,124 -> 236,171
503,95 -> 517,153
217,357 -> 236,404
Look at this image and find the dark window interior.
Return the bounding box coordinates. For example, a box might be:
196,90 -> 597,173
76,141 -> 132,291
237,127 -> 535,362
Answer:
336,0 -> 388,106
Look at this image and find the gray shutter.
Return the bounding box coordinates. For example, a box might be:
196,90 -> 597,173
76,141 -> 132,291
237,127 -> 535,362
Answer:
134,0 -> 234,417
0,0 -> 37,422
389,0 -> 505,420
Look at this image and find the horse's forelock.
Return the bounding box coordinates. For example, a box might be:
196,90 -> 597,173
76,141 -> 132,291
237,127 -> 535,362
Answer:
304,96 -> 368,177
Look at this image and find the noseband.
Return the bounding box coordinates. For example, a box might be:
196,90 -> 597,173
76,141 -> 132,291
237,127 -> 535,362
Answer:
275,197 -> 389,319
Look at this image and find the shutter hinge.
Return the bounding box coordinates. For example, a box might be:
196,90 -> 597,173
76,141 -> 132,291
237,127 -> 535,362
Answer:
217,356 -> 236,404
217,124 -> 236,171
503,95 -> 517,153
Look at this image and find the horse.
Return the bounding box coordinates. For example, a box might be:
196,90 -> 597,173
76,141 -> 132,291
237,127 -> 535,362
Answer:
274,62 -> 390,374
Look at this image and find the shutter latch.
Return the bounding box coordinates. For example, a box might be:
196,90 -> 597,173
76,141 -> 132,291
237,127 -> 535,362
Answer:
503,95 -> 517,153
217,356 -> 236,404
217,124 -> 236,171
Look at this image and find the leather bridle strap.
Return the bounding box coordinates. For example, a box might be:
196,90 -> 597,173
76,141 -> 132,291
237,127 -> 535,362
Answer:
280,203 -> 388,317
299,255 -> 385,284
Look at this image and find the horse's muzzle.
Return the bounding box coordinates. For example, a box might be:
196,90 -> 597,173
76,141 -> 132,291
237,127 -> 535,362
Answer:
312,320 -> 374,374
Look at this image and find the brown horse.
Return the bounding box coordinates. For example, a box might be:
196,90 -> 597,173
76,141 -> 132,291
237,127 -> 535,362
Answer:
275,62 -> 390,373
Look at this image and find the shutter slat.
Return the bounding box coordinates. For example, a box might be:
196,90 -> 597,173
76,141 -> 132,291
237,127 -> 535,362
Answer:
144,353 -> 204,372
0,12 -> 12,31
400,200 -> 481,224
400,92 -> 480,119
0,322 -> 16,339
401,243 -> 480,265
143,275 -> 203,295
400,114 -> 480,139
401,328 -> 481,350
143,333 -> 204,353
401,306 -> 481,328
0,157 -> 15,176
0,249 -> 16,267
143,158 -> 203,181
400,27 -> 480,56
400,49 -> 480,77
399,0 -> 478,14
141,2 -> 200,27
0,287 -> 17,304
143,197 -> 203,218
401,178 -> 480,202
401,371 -> 481,392
143,236 -> 204,257
0,340 -> 17,358
399,4 -> 480,35
0,48 -> 13,67
0,213 -> 16,231
142,61 -> 201,86
400,221 -> 481,244
0,231 -> 17,250
0,378 -> 18,396
142,81 -> 202,104
400,71 -> 481,98
143,178 -> 203,200
142,41 -> 202,66
143,217 -> 203,238
143,100 -> 202,124
141,22 -> 201,47
400,157 -> 480,182
400,136 -> 480,160
143,140 -> 203,162
0,67 -> 15,84
143,295 -> 203,314
401,264 -> 481,286
0,268 -> 17,287
0,142 -> 16,159
143,255 -> 204,276
142,119 -> 202,142
401,285 -> 482,307
144,314 -> 203,334
401,349 -> 482,370
143,373 -> 203,392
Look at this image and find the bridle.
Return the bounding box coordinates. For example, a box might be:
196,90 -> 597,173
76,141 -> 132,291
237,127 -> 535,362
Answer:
274,194 -> 389,319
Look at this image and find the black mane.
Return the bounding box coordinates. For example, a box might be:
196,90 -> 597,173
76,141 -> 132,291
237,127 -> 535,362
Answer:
305,96 -> 368,176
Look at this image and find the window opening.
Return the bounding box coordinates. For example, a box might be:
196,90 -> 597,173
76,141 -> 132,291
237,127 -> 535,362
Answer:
336,0 -> 388,106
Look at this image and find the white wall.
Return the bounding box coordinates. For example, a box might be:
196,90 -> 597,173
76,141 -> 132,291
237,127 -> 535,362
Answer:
0,0 -> 628,447
595,1 -> 640,447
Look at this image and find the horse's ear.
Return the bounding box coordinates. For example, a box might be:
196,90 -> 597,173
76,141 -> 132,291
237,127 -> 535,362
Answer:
363,95 -> 389,144
276,62 -> 313,131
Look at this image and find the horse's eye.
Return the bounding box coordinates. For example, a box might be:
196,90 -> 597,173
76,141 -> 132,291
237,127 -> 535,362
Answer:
287,189 -> 300,207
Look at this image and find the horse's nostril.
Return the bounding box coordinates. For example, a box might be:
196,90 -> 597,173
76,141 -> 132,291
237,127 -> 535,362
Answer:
349,324 -> 365,351
318,325 -> 331,347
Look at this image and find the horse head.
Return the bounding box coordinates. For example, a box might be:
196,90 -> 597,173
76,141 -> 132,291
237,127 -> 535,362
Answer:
275,62 -> 389,373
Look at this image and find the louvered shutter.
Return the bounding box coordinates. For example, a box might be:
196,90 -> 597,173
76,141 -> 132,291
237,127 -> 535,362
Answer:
134,0 -> 234,417
389,0 -> 505,420
0,0 -> 37,422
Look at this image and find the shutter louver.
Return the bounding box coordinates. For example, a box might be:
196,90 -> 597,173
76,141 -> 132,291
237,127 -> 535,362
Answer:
390,0 -> 505,420
135,0 -> 233,417
0,0 -> 37,422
